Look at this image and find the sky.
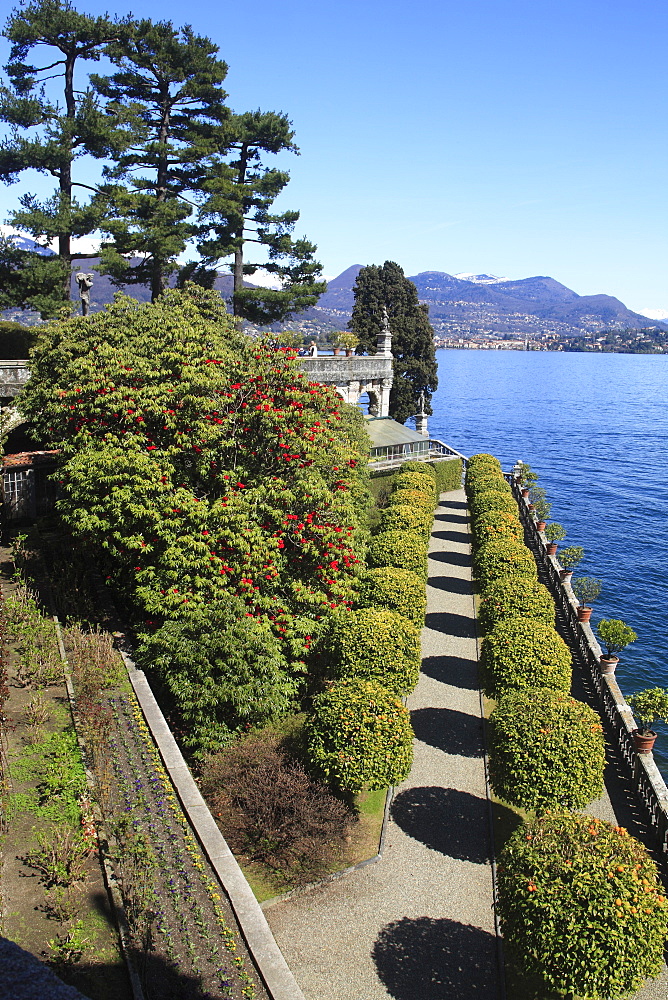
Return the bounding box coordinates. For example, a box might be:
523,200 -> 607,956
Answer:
1,0 -> 666,315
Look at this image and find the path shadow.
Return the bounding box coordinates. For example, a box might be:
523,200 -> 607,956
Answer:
425,610 -> 477,639
427,574 -> 472,595
390,787 -> 489,863
429,549 -> 472,568
438,500 -> 468,510
372,916 -> 498,998
433,512 -> 468,525
421,654 -> 479,689
431,529 -> 470,544
411,707 -> 484,757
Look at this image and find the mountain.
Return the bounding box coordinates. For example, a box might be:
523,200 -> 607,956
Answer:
1,233 -> 662,339
302,269 -> 664,340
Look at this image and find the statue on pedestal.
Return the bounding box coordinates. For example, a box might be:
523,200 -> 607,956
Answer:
75,272 -> 95,316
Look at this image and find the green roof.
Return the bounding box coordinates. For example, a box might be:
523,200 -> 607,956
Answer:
365,417 -> 427,449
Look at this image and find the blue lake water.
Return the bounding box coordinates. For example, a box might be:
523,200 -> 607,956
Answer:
427,348 -> 668,771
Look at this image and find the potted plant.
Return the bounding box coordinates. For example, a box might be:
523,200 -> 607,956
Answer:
627,688 -> 668,753
572,576 -> 602,623
338,331 -> 358,356
544,522 -> 566,556
516,461 -> 538,497
331,332 -> 348,355
595,619 -> 638,675
558,545 -> 584,584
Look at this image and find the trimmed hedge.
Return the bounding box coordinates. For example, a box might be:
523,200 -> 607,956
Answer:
498,812 -> 668,999
386,488 -> 436,514
433,458 -> 462,493
326,607 -> 421,695
356,566 -> 427,627
467,474 -> 512,498
473,510 -> 523,547
379,503 -> 433,539
467,452 -> 502,471
469,490 -> 519,521
473,538 -> 537,589
399,460 -> 437,480
306,678 -> 414,792
478,576 -> 555,631
392,475 -> 438,506
367,529 -> 428,577
481,616 -> 571,695
489,687 -> 604,811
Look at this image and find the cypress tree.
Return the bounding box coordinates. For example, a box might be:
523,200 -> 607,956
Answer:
350,261 -> 438,424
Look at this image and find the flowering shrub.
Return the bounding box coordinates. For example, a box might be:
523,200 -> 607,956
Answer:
498,812 -> 668,998
489,688 -> 604,811
306,678 -> 413,792
367,529 -> 428,578
472,538 -> 537,589
356,567 -> 427,627
326,607 -> 421,695
467,452 -> 502,472
478,576 -> 555,632
481,617 -> 571,695
472,510 -> 523,547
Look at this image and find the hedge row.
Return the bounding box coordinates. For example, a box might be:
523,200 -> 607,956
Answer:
306,460 -> 443,793
467,453 -> 667,999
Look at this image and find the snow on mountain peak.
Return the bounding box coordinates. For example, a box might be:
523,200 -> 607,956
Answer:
454,272 -> 510,284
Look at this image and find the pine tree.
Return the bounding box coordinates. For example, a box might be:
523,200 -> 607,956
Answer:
0,0 -> 130,313
195,109 -> 325,324
350,261 -> 438,424
91,20 -> 230,302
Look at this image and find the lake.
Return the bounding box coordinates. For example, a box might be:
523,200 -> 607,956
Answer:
427,348 -> 668,771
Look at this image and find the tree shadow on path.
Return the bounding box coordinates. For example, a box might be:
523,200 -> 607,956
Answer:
372,916 -> 498,999
429,549 -> 472,568
438,499 -> 468,511
427,574 -> 472,595
411,707 -> 484,758
425,610 -> 476,639
431,529 -> 470,544
421,654 -> 479,689
390,787 -> 489,863
433,511 -> 468,525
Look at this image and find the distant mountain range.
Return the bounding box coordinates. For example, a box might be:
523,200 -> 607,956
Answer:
1,231 -> 662,339
301,266 -> 663,340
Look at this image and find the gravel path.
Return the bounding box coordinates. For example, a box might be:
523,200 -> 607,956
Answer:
265,490 -> 501,1000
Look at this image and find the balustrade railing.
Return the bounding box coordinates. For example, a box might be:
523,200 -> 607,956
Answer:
506,473 -> 668,866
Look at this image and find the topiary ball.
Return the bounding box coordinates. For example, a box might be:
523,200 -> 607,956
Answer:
306,678 -> 414,792
469,490 -> 519,522
472,538 -> 537,589
368,529 -> 428,577
356,566 -> 427,627
327,607 -> 421,695
379,503 -> 433,540
478,576 -> 555,632
481,616 -> 571,695
498,812 -> 668,999
489,687 -> 604,811
473,510 -> 523,548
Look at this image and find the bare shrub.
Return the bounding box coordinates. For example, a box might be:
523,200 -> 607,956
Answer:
201,732 -> 352,882
63,626 -> 124,698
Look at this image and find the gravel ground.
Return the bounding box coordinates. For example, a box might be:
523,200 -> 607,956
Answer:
265,490 -> 501,1000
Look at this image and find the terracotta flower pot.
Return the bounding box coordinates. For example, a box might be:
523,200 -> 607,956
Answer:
577,606 -> 592,623
599,655 -> 619,675
536,519 -> 547,532
521,488 -> 530,498
527,503 -> 535,511
632,730 -> 657,754
559,569 -> 573,585
332,347 -> 340,355
546,542 -> 558,556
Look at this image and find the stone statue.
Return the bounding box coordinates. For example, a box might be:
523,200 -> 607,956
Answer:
75,272 -> 95,316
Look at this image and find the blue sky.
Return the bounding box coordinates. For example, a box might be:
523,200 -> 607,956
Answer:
1,0 -> 666,314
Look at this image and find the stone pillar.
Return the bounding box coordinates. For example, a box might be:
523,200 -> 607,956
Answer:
415,412 -> 429,437
378,377 -> 392,417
